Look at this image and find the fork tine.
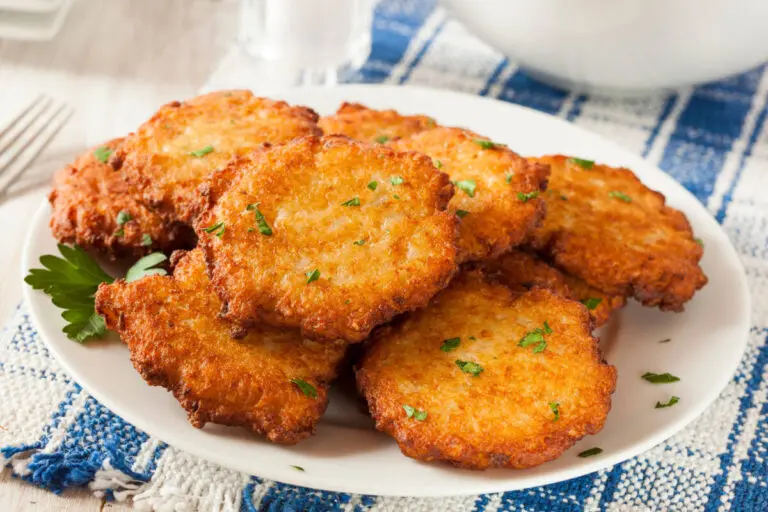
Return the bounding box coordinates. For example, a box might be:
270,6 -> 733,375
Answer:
0,96 -> 54,157
0,104 -> 72,196
0,94 -> 46,142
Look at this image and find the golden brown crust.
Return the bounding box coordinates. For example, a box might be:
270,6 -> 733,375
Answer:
194,134 -> 459,342
392,128 -> 549,262
527,155 -> 707,311
356,271 -> 616,469
48,139 -> 195,258
95,249 -> 347,444
318,102 -> 436,143
478,250 -> 626,327
112,90 -> 321,224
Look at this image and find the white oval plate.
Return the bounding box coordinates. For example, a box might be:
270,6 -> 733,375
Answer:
22,85 -> 750,497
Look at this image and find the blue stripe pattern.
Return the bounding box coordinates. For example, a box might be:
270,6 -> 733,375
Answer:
2,1 -> 767,510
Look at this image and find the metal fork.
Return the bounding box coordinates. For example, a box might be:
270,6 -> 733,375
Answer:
0,95 -> 73,197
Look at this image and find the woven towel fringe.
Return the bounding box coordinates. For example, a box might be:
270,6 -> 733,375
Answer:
90,458 -> 150,502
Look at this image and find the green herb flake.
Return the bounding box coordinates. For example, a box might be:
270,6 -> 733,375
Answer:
246,203 -> 273,236
440,337 -> 461,352
341,197 -> 361,207
290,378 -> 318,399
291,465 -> 305,472
353,239 -> 366,246
393,194 -> 401,200
116,211 -> 132,226
473,139 -> 505,150
468,336 -> 476,341
344,299 -> 351,304
390,176 -> 404,186
642,372 -> 680,384
519,321 -> 553,353
549,402 -> 560,421
93,146 -> 113,164
114,228 -> 125,238
433,159 -> 443,169
609,190 -> 632,202
561,195 -> 568,201
694,237 -> 704,247
203,221 -> 225,238
581,297 -> 603,310
656,396 -> 680,409
403,404 -> 428,421
189,145 -> 214,157
455,359 -> 484,377
578,447 -> 603,458
367,180 -> 378,191
125,253 -> 168,283
456,209 -> 470,218
517,191 -> 540,202
569,157 -> 595,169
374,135 -> 391,144
305,268 -> 320,284
141,234 -> 153,247
454,179 -> 477,198
505,173 -> 514,184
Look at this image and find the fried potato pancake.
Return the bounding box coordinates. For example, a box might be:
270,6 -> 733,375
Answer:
478,250 -> 626,327
356,271 -> 616,469
95,249 -> 347,444
49,139 -> 194,258
391,128 -> 549,262
194,135 -> 459,342
111,90 -> 321,224
527,155 -> 707,311
318,102 -> 436,143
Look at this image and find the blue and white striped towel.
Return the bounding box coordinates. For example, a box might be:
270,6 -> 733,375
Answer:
2,1 -> 767,510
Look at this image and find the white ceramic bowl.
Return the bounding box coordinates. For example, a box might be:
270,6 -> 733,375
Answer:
441,0 -> 768,95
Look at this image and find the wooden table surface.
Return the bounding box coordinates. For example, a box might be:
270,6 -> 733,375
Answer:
0,0 -> 237,509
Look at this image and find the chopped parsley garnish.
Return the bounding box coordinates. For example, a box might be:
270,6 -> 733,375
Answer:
549,402 -> 560,422
247,227 -> 255,233
114,228 -> 124,238
305,268 -> 320,284
561,195 -> 568,200
189,145 -> 214,157
456,210 -> 470,218
569,157 -> 595,169
246,203 -> 273,236
659,338 -> 671,343
440,337 -> 461,352
353,239 -> 366,246
393,194 -> 401,200
517,191 -> 540,202
656,396 -> 680,409
341,197 -> 361,207
203,222 -> 225,238
519,321 -> 553,353
390,176 -> 404,186
290,379 -> 317,399
578,447 -> 603,458
141,234 -> 153,247
426,117 -> 437,127
581,297 -> 602,310
609,190 -> 632,202
694,237 -> 704,247
125,253 -> 168,283
455,359 -> 483,376
454,179 -> 476,197
93,146 -> 113,164
403,404 -> 428,421
367,180 -> 378,191
374,135 -> 390,144
505,173 -> 514,183
641,372 -> 680,384
291,465 -> 305,472
468,336 -> 476,341
433,159 -> 443,169
473,139 -> 505,150
116,211 -> 132,226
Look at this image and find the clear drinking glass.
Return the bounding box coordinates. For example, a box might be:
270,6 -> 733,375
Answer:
238,0 -> 375,86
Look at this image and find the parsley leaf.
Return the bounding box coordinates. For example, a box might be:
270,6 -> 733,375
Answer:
93,146 -> 113,164
455,359 -> 484,376
203,221 -> 225,238
433,159 -> 443,169
189,145 -> 214,157
519,321 -> 553,353
374,135 -> 390,144
291,465 -> 305,472
247,204 -> 273,235
393,194 -> 401,200
609,190 -> 632,202
116,211 -> 132,226
569,157 -> 595,169
24,245 -> 114,343
353,239 -> 366,246
456,209 -> 469,218
368,181 -> 378,191
305,268 -> 320,284
655,396 -> 680,408
694,237 -> 704,247
581,297 -> 602,310
125,253 -> 168,283
517,191 -> 540,202
403,404 -> 428,421
473,139 -> 505,150
578,447 -> 603,458
390,176 -> 404,186
114,228 -> 124,238
550,402 -> 560,421
454,179 -> 476,197
505,173 -> 514,183
440,337 -> 461,352
141,234 -> 153,247
341,197 -> 361,207
291,378 -> 318,399
642,372 -> 680,384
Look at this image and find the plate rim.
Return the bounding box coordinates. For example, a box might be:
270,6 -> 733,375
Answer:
21,83 -> 752,497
